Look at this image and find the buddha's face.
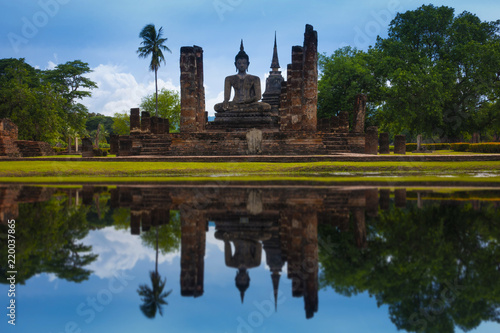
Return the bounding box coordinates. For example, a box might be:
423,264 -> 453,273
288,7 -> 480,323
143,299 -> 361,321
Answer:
235,58 -> 249,73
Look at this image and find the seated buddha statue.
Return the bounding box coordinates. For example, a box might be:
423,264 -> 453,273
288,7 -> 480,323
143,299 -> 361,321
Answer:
214,41 -> 271,113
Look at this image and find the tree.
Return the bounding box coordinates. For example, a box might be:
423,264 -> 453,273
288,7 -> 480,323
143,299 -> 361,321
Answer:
112,111 -> 131,135
318,47 -> 383,129
140,88 -> 180,132
137,24 -> 172,118
375,5 -> 500,141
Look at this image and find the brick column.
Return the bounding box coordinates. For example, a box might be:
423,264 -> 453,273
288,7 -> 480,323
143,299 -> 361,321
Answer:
141,111 -> 150,132
130,108 -> 140,134
364,126 -> 378,155
352,94 -> 367,133
82,138 -> 93,157
379,132 -> 390,154
394,135 -> 406,154
301,24 -> 318,132
180,46 -> 205,133
150,116 -> 158,134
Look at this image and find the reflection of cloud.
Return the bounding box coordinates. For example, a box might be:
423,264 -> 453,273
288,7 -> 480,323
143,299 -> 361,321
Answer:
83,227 -> 179,279
80,64 -> 180,116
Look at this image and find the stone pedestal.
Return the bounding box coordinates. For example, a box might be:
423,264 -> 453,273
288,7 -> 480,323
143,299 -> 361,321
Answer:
394,135 -> 406,154
110,134 -> 119,154
379,132 -> 390,154
364,126 -> 378,155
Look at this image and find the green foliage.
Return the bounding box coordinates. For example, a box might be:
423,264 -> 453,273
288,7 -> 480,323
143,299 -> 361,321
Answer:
0,193 -> 97,284
406,143 -> 451,152
318,198 -> 500,332
86,114 -> 114,135
140,88 -> 180,132
451,143 -> 471,152
112,111 -> 131,135
0,58 -> 97,143
468,143 -> 500,153
374,5 -> 500,140
137,24 -> 172,118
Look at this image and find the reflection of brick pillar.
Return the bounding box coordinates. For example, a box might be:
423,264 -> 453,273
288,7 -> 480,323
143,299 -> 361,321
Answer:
379,189 -> 390,210
130,108 -> 140,133
180,209 -> 206,297
395,189 -> 407,208
130,212 -> 141,235
180,46 -> 205,133
352,94 -> 367,133
365,188 -> 379,217
353,208 -> 367,248
379,132 -> 390,154
365,126 -> 378,155
302,24 -> 318,132
141,111 -> 151,132
394,135 -> 406,154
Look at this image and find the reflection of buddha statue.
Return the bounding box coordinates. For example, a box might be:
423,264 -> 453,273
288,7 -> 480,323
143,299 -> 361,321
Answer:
214,40 -> 271,113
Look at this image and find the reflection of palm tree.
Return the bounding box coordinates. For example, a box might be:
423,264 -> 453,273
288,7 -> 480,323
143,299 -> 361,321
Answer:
137,224 -> 172,318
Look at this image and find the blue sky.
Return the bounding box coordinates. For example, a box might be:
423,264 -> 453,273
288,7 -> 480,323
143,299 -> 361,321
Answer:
1,0 -> 500,117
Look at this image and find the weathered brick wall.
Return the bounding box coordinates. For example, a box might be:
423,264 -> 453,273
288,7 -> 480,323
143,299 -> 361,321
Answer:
15,141 -> 54,157
280,25 -> 318,132
0,119 -> 21,157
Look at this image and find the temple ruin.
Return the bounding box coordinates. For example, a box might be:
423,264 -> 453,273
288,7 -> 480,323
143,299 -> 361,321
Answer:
114,25 -> 367,156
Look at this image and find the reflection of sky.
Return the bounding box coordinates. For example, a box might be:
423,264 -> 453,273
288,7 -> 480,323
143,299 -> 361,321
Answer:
2,226 -> 498,333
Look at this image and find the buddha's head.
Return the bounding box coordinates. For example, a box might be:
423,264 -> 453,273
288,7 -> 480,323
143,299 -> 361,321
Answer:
234,39 -> 249,72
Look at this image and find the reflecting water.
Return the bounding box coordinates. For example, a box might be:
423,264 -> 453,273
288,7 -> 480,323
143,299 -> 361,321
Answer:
1,185 -> 499,333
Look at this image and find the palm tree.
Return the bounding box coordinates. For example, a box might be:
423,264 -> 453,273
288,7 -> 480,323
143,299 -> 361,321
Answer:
137,224 -> 172,318
137,24 -> 171,118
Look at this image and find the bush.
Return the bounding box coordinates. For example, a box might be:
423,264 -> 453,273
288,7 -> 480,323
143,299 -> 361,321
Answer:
52,147 -> 67,153
450,143 -> 470,152
468,143 -> 500,153
406,143 -> 451,152
92,148 -> 108,156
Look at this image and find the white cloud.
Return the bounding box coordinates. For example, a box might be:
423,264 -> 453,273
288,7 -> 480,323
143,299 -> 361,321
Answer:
83,227 -> 179,279
81,64 -> 179,117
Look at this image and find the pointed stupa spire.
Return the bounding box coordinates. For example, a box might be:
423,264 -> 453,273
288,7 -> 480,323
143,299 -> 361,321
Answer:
240,39 -> 244,51
270,32 -> 280,71
271,271 -> 281,312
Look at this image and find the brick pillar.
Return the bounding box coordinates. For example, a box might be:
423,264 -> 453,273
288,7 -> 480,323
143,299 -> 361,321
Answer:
141,111 -> 150,132
352,94 -> 367,133
338,111 -> 349,133
394,135 -> 406,154
150,116 -> 158,134
290,46 -> 304,130
195,46 -> 206,132
110,134 -> 119,154
302,24 -> 318,132
364,126 -> 378,155
379,132 -> 390,154
130,108 -> 140,134
157,118 -> 164,134
279,68 -> 291,130
180,46 -> 205,133
82,138 -> 93,157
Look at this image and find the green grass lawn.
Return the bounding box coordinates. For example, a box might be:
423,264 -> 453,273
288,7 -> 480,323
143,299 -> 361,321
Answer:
0,160 -> 499,183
